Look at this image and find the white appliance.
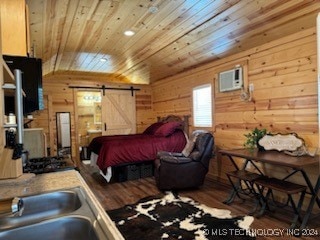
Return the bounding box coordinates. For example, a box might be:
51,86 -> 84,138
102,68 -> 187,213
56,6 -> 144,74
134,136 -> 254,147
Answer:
219,67 -> 243,92
23,128 -> 47,158
59,113 -> 71,148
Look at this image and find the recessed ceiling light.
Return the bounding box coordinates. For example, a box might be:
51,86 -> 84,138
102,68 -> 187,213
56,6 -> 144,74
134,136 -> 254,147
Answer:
100,58 -> 108,62
124,30 -> 135,36
148,6 -> 158,14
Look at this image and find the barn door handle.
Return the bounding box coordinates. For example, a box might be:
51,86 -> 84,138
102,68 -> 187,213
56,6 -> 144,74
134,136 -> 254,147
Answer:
104,123 -> 107,131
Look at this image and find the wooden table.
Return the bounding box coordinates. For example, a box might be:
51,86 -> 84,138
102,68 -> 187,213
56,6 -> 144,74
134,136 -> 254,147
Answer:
219,148 -> 320,230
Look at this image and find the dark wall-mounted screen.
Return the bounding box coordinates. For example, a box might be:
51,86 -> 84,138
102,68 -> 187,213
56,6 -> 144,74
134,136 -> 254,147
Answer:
3,55 -> 43,114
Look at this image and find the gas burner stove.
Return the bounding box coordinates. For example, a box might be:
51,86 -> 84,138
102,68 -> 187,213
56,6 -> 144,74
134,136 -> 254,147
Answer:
23,156 -> 74,174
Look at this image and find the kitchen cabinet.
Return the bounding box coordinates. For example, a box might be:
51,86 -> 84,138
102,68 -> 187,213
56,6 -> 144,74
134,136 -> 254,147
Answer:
0,15 -> 23,179
0,56 -> 14,149
0,62 -> 24,179
0,63 -> 24,179
0,0 -> 29,56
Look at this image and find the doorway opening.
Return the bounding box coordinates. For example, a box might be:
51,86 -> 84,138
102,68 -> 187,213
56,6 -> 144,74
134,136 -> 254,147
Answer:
56,112 -> 71,156
76,91 -> 102,160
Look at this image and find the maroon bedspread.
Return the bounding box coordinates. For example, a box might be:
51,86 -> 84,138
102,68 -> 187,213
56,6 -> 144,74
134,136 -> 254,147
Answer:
88,134 -> 144,154
92,130 -> 186,172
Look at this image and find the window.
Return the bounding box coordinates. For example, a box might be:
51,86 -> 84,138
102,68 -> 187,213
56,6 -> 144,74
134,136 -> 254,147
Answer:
193,84 -> 212,127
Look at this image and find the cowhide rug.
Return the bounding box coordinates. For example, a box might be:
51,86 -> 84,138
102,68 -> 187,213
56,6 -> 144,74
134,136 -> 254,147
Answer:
107,192 -> 255,240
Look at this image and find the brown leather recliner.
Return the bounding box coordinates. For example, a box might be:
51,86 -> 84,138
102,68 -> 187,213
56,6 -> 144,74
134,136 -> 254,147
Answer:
154,132 -> 214,190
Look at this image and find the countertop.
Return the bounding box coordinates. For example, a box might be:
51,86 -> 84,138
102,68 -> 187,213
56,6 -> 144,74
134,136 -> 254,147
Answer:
0,170 -> 124,240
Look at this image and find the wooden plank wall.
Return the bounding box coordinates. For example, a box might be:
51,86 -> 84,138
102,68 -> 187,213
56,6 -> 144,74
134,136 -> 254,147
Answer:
27,27 -> 318,190
29,77 -> 152,161
151,27 -> 319,188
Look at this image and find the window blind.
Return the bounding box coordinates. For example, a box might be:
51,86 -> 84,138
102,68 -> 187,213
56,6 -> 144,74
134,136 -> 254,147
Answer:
193,84 -> 212,127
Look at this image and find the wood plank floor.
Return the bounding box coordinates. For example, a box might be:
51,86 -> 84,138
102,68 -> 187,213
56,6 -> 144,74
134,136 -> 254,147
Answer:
78,163 -> 320,240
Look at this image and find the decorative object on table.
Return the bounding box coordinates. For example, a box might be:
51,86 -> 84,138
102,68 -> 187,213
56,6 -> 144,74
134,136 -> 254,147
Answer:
258,133 -> 317,157
258,133 -> 303,151
243,128 -> 268,151
284,145 -> 318,157
107,192 -> 255,240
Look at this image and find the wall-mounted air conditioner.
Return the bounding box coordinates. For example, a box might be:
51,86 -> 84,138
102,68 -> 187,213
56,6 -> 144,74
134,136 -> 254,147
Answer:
219,67 -> 243,92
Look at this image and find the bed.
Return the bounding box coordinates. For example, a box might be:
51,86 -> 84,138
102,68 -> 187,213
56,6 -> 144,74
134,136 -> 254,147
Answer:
88,115 -> 189,181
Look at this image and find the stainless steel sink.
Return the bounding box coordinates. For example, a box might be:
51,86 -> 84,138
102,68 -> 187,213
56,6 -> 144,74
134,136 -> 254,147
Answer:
0,189 -> 82,230
0,187 -> 111,239
0,216 -> 99,240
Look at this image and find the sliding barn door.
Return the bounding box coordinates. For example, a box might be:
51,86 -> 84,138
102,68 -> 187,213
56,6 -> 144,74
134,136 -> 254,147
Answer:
101,90 -> 136,135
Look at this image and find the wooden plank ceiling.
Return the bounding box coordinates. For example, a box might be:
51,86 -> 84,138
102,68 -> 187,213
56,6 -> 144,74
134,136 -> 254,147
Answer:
27,0 -> 320,84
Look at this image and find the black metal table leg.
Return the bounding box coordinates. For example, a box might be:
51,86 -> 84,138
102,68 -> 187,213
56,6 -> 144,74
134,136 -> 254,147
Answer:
223,186 -> 238,204
300,170 -> 320,207
300,176 -> 320,230
223,158 -> 249,204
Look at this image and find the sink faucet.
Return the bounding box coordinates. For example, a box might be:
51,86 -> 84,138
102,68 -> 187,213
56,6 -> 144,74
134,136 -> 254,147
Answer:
0,197 -> 24,217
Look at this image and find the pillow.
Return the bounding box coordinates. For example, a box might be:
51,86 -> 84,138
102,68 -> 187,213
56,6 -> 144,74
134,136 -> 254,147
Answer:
181,130 -> 207,157
143,122 -> 164,135
189,151 -> 201,161
154,121 -> 182,137
181,139 -> 195,157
